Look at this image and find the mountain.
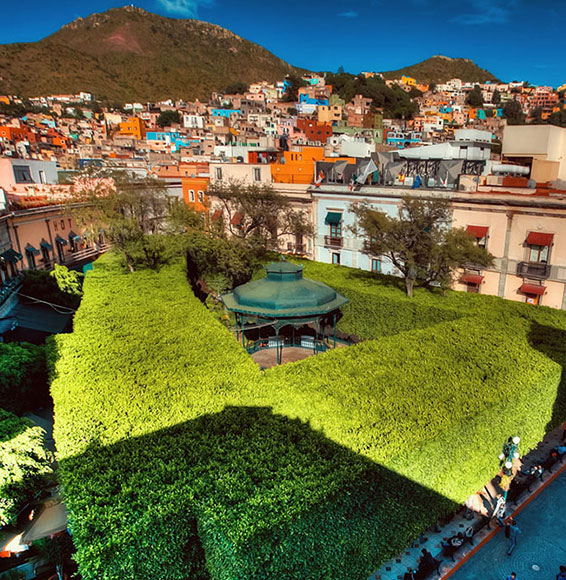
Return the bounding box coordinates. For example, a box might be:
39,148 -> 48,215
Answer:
381,56 -> 500,84
0,6 -> 300,102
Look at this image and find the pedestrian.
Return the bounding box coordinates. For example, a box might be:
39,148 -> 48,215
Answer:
506,573 -> 517,580
464,491 -> 481,519
489,494 -> 507,528
507,519 -> 521,556
557,565 -> 566,580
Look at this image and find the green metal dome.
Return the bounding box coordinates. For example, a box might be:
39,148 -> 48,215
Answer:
221,261 -> 349,319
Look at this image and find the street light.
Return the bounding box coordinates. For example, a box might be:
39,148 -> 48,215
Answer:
499,436 -> 521,499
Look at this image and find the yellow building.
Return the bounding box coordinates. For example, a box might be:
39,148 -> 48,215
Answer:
401,76 -> 417,87
118,117 -> 146,140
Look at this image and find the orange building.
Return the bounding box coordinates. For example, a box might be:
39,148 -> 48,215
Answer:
118,117 -> 146,140
271,146 -> 326,184
179,163 -> 210,212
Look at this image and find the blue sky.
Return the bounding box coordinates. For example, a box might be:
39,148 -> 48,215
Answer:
3,0 -> 565,86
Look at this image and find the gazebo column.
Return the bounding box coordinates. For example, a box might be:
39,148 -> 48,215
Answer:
240,315 -> 245,347
275,325 -> 280,365
333,313 -> 337,348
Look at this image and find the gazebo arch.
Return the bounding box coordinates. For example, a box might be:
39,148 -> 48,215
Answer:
221,260 -> 349,365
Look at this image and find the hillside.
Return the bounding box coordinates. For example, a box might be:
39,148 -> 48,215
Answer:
0,6 -> 300,102
382,55 -> 500,84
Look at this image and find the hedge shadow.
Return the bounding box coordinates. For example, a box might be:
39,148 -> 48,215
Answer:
59,406 -> 457,580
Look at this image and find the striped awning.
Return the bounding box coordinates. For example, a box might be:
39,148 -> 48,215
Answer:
461,274 -> 484,285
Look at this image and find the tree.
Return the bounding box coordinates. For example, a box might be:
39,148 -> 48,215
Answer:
0,409 -> 52,526
69,169 -> 203,271
548,107 -> 566,128
51,264 -> 83,296
530,106 -> 544,124
503,99 -> 526,125
157,110 -> 181,128
466,84 -> 484,108
352,197 -> 494,297
283,74 -> 307,103
492,88 -> 501,105
208,181 -> 313,250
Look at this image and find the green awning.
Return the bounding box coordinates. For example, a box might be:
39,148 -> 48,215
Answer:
1,248 -> 22,263
40,240 -> 53,251
25,244 -> 40,256
55,236 -> 68,246
325,212 -> 342,225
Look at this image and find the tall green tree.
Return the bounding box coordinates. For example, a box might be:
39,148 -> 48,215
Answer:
352,197 -> 494,296
492,88 -> 501,105
503,99 -> 526,125
156,110 -> 181,128
466,84 -> 484,107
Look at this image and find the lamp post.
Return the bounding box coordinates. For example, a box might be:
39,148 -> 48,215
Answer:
499,436 -> 520,499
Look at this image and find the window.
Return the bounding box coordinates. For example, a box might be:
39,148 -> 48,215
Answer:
528,244 -> 549,263
197,190 -> 204,203
13,166 -> 33,183
332,253 -> 340,265
215,167 -> 223,181
41,246 -> 50,263
253,167 -> 261,182
371,258 -> 381,273
39,170 -> 46,184
61,220 -> 65,230
53,221 -> 58,232
189,190 -> 195,202
26,250 -> 36,270
330,223 -> 342,238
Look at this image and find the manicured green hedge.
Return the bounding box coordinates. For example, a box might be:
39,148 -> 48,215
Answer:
0,343 -> 48,414
0,409 -> 52,526
50,254 -> 566,580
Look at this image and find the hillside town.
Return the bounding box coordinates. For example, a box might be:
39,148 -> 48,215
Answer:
2,72 -> 566,310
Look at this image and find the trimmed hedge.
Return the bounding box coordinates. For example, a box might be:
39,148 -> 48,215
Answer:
0,409 -> 52,526
50,254 -> 566,580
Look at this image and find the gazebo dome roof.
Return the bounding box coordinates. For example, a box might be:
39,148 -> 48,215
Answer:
221,261 -> 349,319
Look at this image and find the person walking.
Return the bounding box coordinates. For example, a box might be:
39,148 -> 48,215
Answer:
506,573 -> 517,580
489,494 -> 507,528
507,519 -> 521,556
556,565 -> 566,580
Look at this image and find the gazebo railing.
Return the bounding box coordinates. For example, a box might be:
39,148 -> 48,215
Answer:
246,335 -> 330,355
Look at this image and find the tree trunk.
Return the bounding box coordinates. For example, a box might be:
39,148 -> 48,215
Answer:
405,276 -> 415,298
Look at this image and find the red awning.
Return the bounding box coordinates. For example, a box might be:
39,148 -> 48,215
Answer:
212,209 -> 222,221
461,274 -> 484,285
231,212 -> 243,226
519,283 -> 546,296
466,225 -> 489,238
526,232 -> 554,246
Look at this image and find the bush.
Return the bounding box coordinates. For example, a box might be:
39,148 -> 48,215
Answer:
49,255 -> 566,580
0,342 -> 49,414
20,269 -> 82,310
0,409 -> 52,526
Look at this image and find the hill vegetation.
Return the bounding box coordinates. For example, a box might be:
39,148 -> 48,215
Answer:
0,6 -> 299,102
382,55 -> 500,84
49,252 -> 566,580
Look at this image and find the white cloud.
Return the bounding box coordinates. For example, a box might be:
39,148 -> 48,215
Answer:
156,0 -> 214,18
338,10 -> 359,18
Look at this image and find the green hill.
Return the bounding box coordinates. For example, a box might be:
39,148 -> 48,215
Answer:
382,55 -> 500,84
0,6 -> 300,102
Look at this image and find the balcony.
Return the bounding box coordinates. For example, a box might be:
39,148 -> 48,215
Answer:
516,261 -> 551,279
324,236 -> 343,249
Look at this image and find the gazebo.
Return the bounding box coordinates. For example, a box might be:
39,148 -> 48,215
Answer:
221,260 -> 349,365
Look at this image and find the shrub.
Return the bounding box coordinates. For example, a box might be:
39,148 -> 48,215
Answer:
0,409 -> 52,526
50,254 -> 566,580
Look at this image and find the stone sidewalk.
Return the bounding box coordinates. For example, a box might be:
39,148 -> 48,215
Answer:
369,425 -> 566,580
